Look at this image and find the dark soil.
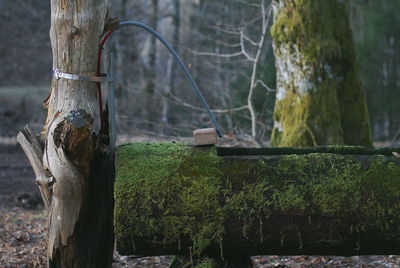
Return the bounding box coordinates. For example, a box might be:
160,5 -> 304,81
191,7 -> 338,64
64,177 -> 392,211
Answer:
0,144 -> 41,198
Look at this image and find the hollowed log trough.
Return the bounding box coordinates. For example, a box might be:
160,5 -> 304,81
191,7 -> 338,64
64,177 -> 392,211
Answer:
114,142 -> 400,258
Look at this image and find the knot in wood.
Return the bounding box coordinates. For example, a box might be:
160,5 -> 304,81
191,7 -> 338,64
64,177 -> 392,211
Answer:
71,26 -> 80,35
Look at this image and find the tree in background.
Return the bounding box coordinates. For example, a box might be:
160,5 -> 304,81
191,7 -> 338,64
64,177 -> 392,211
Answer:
161,0 -> 181,131
189,0 -> 275,143
270,0 -> 372,147
350,0 -> 400,144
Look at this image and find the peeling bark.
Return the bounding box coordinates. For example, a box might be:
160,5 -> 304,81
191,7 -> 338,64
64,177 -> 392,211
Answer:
45,110 -> 91,260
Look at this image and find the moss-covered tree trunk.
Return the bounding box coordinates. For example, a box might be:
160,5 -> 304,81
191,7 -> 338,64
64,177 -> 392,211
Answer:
115,143 -> 400,259
17,1 -> 114,267
270,0 -> 372,148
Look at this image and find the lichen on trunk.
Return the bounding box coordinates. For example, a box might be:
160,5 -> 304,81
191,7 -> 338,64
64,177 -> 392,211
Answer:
270,0 -> 372,148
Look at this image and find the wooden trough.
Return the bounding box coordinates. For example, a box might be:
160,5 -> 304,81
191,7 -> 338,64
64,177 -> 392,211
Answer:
114,142 -> 400,259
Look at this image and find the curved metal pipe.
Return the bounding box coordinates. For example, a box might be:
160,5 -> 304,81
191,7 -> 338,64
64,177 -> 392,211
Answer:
118,21 -> 223,137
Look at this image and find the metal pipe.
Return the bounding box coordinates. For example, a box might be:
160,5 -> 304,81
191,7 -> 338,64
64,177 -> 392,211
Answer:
118,21 -> 223,137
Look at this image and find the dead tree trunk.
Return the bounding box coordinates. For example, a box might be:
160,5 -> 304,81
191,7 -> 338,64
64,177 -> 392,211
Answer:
115,143 -> 400,258
17,1 -> 114,267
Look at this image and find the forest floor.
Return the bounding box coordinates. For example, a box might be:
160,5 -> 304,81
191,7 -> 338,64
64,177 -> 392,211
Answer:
1,143 -> 400,267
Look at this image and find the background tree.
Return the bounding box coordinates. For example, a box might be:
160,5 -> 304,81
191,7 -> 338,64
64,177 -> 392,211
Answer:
350,0 -> 400,144
188,0 -> 275,143
270,0 -> 373,147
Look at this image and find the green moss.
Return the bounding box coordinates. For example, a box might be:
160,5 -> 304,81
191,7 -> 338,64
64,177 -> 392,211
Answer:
220,152 -> 400,241
271,0 -> 347,66
270,0 -> 372,147
266,153 -> 400,227
193,259 -> 216,268
221,152 -> 400,243
222,160 -> 273,240
271,88 -> 344,147
115,143 -> 400,256
115,142 -> 224,255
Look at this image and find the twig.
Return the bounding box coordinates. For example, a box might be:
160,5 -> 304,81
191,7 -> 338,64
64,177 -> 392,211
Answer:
255,79 -> 275,92
188,49 -> 243,59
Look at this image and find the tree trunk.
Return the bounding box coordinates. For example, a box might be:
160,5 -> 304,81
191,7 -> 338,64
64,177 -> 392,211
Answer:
18,1 -> 114,267
114,0 -> 129,99
143,0 -> 160,131
115,143 -> 400,258
162,0 -> 181,132
270,0 -> 372,148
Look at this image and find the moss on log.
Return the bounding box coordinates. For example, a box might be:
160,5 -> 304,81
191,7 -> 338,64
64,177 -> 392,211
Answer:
115,142 -> 400,258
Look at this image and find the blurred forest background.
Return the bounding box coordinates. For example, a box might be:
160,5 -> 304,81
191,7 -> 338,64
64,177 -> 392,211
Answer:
0,0 -> 399,146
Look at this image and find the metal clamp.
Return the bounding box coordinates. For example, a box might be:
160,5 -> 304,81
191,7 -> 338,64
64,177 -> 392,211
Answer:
53,69 -> 114,82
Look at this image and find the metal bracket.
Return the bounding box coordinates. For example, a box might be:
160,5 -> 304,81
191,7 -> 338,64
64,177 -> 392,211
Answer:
53,68 -> 114,82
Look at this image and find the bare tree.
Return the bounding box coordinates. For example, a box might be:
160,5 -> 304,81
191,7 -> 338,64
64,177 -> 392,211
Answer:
162,0 -> 181,131
189,0 -> 274,140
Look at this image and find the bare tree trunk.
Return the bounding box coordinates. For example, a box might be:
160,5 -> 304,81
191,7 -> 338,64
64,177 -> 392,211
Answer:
144,0 -> 159,131
114,0 -> 129,98
217,1 -> 233,132
162,0 -> 181,133
18,1 -> 114,267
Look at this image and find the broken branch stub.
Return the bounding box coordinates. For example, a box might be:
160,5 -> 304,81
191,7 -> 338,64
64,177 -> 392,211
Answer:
17,126 -> 51,209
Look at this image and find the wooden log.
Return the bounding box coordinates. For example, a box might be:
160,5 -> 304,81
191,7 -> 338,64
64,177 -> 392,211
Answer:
115,142 -> 400,258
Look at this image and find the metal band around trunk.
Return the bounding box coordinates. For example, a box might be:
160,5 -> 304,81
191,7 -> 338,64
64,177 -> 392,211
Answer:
53,69 -> 114,82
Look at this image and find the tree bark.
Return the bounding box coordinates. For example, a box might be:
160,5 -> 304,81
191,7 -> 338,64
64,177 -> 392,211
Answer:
162,0 -> 181,132
270,0 -> 372,148
113,0 -> 129,99
18,1 -> 114,267
143,0 -> 160,131
115,143 -> 400,258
